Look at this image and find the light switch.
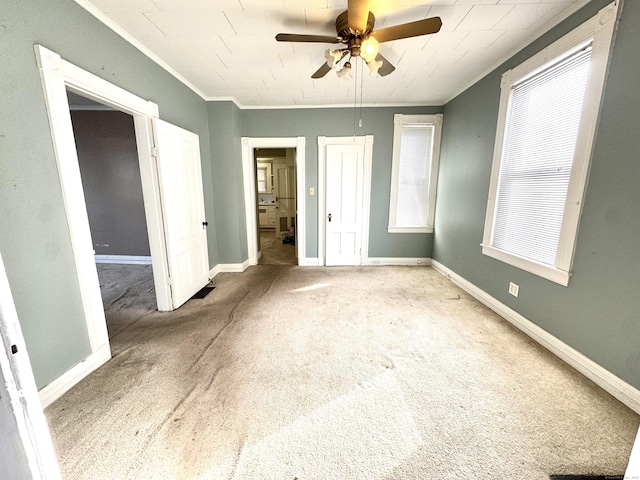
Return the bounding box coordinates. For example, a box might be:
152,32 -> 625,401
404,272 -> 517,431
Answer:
310,187 -> 315,195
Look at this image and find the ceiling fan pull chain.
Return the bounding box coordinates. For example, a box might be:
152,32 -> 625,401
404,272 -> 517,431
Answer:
359,59 -> 364,128
353,61 -> 358,138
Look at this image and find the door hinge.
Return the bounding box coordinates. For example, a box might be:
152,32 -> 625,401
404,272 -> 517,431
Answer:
167,276 -> 172,286
151,146 -> 159,158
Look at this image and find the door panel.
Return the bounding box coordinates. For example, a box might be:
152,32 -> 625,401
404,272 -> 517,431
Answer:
275,165 -> 295,239
325,145 -> 365,266
153,119 -> 209,308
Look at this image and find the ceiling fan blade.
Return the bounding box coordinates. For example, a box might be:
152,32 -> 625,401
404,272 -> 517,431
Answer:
311,63 -> 332,79
376,53 -> 396,77
276,33 -> 341,43
348,0 -> 371,33
371,17 -> 442,43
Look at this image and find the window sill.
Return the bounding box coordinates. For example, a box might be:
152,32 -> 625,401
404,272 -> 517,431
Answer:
388,226 -> 433,234
481,244 -> 570,287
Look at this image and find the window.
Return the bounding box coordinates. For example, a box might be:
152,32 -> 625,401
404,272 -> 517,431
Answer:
256,162 -> 272,193
482,2 -> 618,286
388,114 -> 443,233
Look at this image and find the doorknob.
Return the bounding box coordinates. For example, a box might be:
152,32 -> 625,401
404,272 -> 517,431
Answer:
202,221 -> 208,228
328,213 -> 332,222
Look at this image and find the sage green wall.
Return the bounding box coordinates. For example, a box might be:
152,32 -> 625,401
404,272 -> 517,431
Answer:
0,0 -> 217,388
240,106 -> 442,259
207,102 -> 246,264
434,0 -> 640,389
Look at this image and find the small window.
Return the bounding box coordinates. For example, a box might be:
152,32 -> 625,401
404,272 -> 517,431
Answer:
482,2 -> 618,286
388,114 -> 443,233
256,162 -> 272,193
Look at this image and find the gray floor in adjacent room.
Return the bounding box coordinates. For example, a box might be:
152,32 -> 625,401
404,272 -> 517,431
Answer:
46,264 -> 639,479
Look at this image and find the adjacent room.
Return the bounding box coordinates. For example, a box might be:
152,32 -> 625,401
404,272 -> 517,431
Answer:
2,0 -> 640,478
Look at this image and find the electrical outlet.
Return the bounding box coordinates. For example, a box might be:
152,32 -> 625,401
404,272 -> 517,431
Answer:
508,282 -> 519,297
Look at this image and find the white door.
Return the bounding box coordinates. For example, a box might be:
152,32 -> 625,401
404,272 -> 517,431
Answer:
275,165 -> 295,239
325,144 -> 365,266
0,253 -> 61,479
153,119 -> 209,309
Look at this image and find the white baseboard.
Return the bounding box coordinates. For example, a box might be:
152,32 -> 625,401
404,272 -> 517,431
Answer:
431,260 -> 640,414
94,255 -> 152,265
364,257 -> 431,266
298,257 -> 320,266
39,344 -> 111,409
209,259 -> 251,278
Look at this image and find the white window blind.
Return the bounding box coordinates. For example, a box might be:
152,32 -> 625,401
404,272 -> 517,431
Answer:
491,45 -> 592,266
395,124 -> 434,227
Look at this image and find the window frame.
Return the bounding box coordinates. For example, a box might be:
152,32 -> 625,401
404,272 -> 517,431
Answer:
481,2 -> 618,286
388,113 -> 443,234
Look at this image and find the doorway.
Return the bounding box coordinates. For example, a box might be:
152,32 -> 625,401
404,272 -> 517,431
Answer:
255,148 -> 297,266
35,45 -> 209,407
318,136 -> 373,266
67,93 -> 157,341
241,137 -> 306,266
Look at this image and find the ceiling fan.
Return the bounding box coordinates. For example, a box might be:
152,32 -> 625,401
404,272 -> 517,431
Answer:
275,0 -> 442,79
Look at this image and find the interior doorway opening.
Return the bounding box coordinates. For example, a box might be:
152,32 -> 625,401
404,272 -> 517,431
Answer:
255,147 -> 297,266
67,91 -> 158,341
241,137 -> 306,267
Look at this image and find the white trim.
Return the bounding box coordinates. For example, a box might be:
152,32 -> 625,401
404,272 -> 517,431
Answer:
431,260 -> 640,415
388,114 -> 443,233
34,45 -> 174,315
209,265 -> 222,279
68,104 -> 115,111
33,44 -> 185,401
363,258 -> 431,266
94,255 -> 152,265
0,252 -> 62,478
241,137 -> 306,267
625,426 -> 640,479
480,245 -> 570,287
38,344 -> 111,409
214,260 -> 251,274
228,102 -> 446,110
442,0 -> 593,105
388,227 -> 434,234
481,2 -> 618,286
72,0 -> 207,100
317,135 -> 373,267
297,258 -> 320,267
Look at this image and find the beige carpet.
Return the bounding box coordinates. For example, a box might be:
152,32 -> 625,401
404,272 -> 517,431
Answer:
258,229 -> 296,265
46,265 -> 639,479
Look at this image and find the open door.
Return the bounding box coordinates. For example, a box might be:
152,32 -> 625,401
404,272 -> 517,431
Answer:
153,119 -> 209,308
275,164 -> 295,240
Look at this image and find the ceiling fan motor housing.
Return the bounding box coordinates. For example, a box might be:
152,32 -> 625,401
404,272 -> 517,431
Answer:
336,10 -> 375,57
336,10 -> 375,38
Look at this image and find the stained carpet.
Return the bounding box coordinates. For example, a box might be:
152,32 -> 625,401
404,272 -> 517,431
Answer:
46,265 -> 639,479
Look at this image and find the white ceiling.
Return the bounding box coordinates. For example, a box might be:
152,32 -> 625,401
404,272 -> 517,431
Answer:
77,0 -> 590,108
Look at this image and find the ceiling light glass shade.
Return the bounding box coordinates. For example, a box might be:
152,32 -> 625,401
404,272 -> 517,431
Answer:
337,62 -> 352,81
325,49 -> 343,69
360,36 -> 379,63
366,58 -> 383,76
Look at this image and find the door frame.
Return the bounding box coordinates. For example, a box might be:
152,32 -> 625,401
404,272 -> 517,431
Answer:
317,136 -> 373,267
241,137 -> 306,266
34,45 -> 174,405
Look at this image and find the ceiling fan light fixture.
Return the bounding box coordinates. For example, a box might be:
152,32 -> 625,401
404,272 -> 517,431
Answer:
366,58 -> 383,76
337,62 -> 352,81
325,49 -> 343,69
360,36 -> 379,63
